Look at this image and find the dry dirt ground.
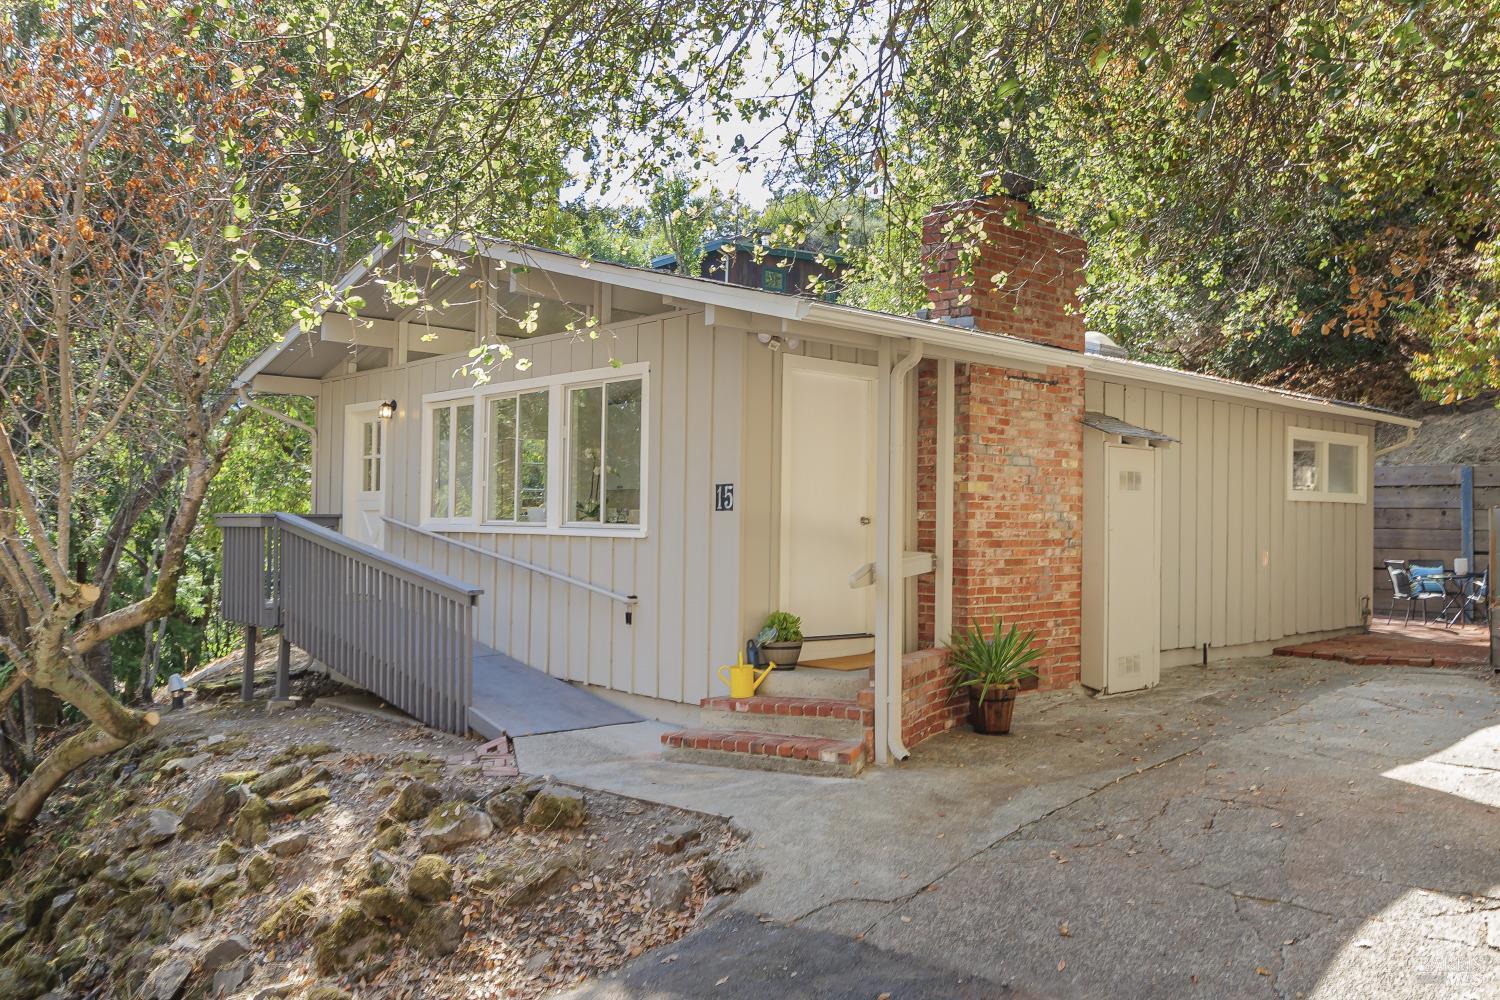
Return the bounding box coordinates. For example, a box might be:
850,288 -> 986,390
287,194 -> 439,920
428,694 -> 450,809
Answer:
0,654 -> 750,1000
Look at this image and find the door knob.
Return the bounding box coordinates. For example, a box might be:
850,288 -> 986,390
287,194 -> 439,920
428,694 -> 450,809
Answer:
859,516 -> 872,525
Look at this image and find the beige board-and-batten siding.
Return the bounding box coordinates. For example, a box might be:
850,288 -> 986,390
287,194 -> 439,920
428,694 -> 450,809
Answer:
1084,376 -> 1375,659
312,309 -> 747,708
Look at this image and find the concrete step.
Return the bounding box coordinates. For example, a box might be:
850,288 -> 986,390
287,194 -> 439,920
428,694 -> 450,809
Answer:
660,728 -> 866,778
699,695 -> 868,741
757,665 -> 872,701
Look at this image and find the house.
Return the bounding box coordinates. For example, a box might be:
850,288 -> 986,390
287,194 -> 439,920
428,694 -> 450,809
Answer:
651,235 -> 844,299
223,190 -> 1419,776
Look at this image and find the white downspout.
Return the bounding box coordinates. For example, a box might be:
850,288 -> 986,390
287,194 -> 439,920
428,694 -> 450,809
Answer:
1374,424 -> 1417,459
882,338 -> 923,763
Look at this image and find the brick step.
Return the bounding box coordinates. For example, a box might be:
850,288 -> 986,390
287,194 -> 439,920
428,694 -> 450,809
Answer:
660,728 -> 866,778
757,665 -> 872,701
699,695 -> 869,740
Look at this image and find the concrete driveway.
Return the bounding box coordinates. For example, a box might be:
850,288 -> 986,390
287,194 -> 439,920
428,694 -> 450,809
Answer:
522,658 -> 1500,999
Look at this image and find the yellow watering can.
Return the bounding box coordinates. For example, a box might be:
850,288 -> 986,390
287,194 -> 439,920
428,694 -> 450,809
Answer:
718,655 -> 774,698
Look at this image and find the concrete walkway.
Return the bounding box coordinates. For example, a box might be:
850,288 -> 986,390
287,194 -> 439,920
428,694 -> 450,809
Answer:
524,658 -> 1500,999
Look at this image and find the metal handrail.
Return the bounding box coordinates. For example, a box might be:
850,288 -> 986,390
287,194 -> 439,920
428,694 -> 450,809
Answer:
283,514 -> 481,600
383,516 -> 638,609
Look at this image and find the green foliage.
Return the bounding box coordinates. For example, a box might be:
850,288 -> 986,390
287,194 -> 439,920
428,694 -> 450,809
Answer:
793,0 -> 1500,406
947,620 -> 1042,705
759,611 -> 803,644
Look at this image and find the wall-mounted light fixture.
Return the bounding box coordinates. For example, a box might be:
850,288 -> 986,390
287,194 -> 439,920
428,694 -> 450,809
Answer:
755,333 -> 801,352
377,399 -> 397,420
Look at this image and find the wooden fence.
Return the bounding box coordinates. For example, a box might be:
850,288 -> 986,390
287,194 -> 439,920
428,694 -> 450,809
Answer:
1373,465 -> 1498,613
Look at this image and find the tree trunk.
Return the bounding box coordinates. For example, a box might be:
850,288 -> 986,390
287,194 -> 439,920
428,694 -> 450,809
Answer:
1,724 -> 137,849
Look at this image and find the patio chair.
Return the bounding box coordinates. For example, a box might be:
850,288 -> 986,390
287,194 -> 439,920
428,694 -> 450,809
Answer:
1385,564 -> 1445,625
1450,568 -> 1490,627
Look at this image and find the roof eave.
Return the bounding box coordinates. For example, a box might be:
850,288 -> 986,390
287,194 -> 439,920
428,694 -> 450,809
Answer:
1080,354 -> 1420,428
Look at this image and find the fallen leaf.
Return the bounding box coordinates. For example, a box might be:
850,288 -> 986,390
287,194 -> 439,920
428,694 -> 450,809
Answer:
715,976 -> 730,986
1256,967 -> 1271,977
1057,959 -> 1067,972
1059,922 -> 1071,938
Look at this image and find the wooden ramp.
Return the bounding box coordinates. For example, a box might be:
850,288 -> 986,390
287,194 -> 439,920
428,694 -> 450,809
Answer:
468,644 -> 642,740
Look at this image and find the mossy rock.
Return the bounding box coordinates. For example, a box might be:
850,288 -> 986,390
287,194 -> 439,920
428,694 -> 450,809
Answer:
267,742 -> 338,767
211,882 -> 245,908
409,903 -> 464,957
254,887 -> 317,941
522,786 -> 588,830
312,905 -> 390,975
295,801 -> 330,822
0,950 -> 54,999
167,879 -> 200,904
0,918 -> 29,954
219,770 -> 261,787
49,932 -> 94,981
384,781 -> 440,823
405,854 -> 453,902
249,763 -> 303,797
267,786 -> 330,816
284,765 -> 332,795
212,840 -> 244,866
304,986 -> 353,1000
355,886 -> 418,925
233,794 -> 273,846
244,852 -> 276,891
170,896 -> 210,930
371,825 -> 405,851
207,735 -> 251,755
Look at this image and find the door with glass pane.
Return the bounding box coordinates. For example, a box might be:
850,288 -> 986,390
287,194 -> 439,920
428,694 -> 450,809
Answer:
344,404 -> 386,547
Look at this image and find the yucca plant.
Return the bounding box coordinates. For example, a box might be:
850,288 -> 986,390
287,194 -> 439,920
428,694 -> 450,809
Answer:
947,620 -> 1043,734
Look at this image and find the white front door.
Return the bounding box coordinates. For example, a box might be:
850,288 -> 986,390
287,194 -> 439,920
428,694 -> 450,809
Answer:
779,355 -> 876,648
1104,444 -> 1160,692
344,405 -> 386,547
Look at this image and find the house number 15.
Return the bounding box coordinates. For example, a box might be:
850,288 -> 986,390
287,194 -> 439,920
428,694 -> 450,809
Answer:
715,483 -> 735,511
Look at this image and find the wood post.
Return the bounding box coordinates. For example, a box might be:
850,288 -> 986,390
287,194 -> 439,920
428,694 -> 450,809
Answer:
1461,465 -> 1475,571
241,625 -> 258,702
275,634 -> 291,701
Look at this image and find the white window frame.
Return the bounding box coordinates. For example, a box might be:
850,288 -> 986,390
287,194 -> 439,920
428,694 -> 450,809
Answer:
420,397 -> 480,528
1286,426 -> 1367,504
418,362 -> 649,538
480,386 -> 552,528
561,372 -> 649,531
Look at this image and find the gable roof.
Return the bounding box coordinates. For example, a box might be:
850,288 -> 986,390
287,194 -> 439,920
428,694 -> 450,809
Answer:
236,228 -> 1419,429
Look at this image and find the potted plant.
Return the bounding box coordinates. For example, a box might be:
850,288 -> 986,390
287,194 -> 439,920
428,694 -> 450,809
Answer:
947,620 -> 1043,735
757,611 -> 804,670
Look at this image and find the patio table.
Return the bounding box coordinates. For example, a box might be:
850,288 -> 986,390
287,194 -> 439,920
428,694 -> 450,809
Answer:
1439,572 -> 1478,624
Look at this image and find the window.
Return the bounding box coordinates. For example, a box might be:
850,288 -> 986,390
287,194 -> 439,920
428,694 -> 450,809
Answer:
360,419 -> 382,493
419,363 -> 648,535
427,400 -> 474,521
760,267 -> 787,292
1286,427 -> 1366,503
566,377 -> 643,525
487,390 -> 549,523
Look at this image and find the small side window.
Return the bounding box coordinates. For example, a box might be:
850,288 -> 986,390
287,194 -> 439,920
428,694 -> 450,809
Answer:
1287,427 -> 1366,503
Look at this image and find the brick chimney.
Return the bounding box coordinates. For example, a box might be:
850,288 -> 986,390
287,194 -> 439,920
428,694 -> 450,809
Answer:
920,189 -> 1087,352
911,186 -> 1086,724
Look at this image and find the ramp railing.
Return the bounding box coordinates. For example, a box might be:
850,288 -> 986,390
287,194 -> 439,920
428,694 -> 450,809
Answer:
216,512 -> 482,734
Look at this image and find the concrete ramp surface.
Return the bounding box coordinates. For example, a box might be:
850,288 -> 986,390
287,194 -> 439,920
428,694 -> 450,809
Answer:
468,644 -> 642,739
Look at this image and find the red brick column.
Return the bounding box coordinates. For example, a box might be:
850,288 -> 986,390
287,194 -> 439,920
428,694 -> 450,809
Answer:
911,191 -> 1087,710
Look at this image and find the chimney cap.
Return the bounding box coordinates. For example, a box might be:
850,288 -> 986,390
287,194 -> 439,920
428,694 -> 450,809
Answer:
979,170 -> 1040,204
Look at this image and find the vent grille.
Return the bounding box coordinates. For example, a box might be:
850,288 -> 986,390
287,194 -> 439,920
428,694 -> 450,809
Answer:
1119,470 -> 1143,492
1117,653 -> 1142,676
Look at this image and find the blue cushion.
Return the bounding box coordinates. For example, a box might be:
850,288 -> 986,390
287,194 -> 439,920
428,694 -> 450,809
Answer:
1409,564 -> 1446,594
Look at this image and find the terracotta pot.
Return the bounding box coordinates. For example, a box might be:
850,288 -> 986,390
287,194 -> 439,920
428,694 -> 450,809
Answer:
969,688 -> 1018,735
761,641 -> 803,670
